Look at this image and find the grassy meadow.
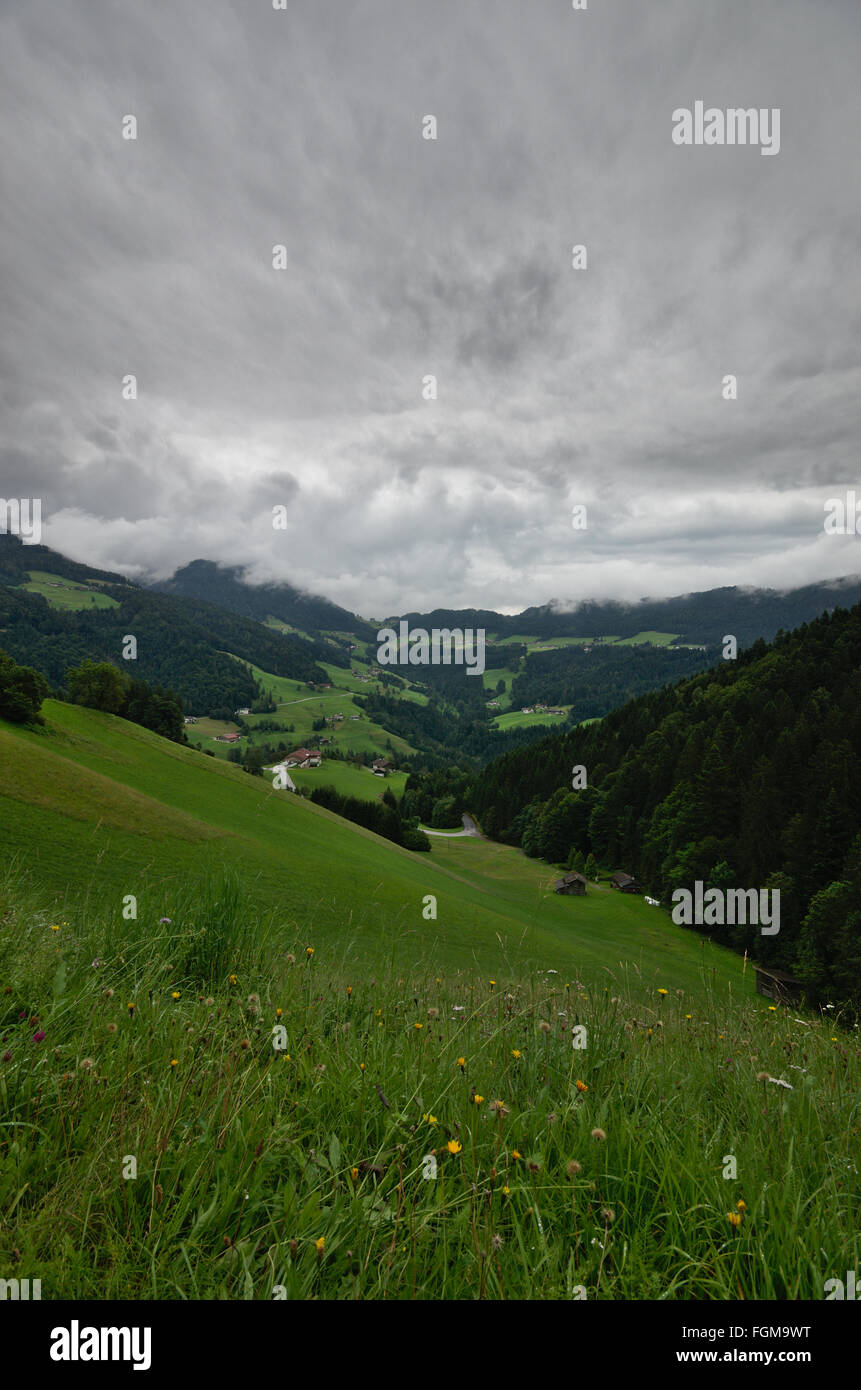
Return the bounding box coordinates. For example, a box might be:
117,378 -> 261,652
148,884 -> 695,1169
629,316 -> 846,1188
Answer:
0,703 -> 857,1300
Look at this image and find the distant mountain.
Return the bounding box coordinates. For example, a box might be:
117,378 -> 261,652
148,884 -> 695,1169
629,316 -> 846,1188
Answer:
398,578 -> 861,648
152,560 -> 374,643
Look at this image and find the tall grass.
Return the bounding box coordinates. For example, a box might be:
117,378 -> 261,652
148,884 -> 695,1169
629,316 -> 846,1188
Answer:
0,865 -> 857,1300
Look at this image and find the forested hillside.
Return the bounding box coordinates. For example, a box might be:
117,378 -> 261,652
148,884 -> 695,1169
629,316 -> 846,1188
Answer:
467,605 -> 861,1012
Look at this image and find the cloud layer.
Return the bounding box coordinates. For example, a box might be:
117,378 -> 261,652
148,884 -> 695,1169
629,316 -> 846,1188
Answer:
1,0 -> 860,615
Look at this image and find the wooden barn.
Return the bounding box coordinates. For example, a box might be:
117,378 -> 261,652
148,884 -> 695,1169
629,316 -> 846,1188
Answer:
611,871 -> 642,893
553,871 -> 587,896
755,968 -> 804,1005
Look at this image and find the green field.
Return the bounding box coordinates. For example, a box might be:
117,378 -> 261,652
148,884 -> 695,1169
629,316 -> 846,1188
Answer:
288,761 -> 408,802
491,708 -> 570,731
0,701 -> 857,1301
20,569 -> 120,611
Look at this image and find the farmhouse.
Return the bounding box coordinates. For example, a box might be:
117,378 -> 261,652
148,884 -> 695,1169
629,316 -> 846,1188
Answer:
611,871 -> 642,893
183,716 -> 198,725
215,733 -> 240,744
372,756 -> 393,777
755,968 -> 804,1005
284,747 -> 322,768
553,871 -> 587,896
234,707 -> 251,716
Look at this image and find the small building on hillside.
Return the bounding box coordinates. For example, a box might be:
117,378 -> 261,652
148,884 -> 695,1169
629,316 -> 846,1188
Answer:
215,732 -> 241,743
755,967 -> 804,1006
284,747 -> 321,768
553,871 -> 587,896
611,871 -> 642,893
372,756 -> 393,777
234,707 -> 251,716
183,716 -> 198,724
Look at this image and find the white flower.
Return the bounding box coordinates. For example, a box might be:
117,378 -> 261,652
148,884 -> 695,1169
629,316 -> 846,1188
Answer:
766,1076 -> 793,1089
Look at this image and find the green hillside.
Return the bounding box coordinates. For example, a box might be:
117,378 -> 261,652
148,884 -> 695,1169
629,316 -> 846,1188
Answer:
0,701 -> 746,990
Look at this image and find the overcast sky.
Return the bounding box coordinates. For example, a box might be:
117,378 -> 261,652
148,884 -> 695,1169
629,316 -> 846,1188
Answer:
1,0 -> 860,616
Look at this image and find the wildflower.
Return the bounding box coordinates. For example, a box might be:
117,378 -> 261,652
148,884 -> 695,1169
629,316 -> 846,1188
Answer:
127,1002 -> 135,1015
756,1071 -> 770,1081
601,1208 -> 616,1224
205,996 -> 215,1007
575,1079 -> 588,1093
171,991 -> 180,1000
170,1059 -> 178,1068
423,1113 -> 438,1126
511,1049 -> 521,1060
538,1020 -> 551,1034
727,1211 -> 742,1228
473,1094 -> 484,1106
566,1160 -> 582,1178
305,947 -> 314,958
275,1007 -> 282,1018
106,1023 -> 117,1035
591,1128 -> 606,1142
457,1057 -> 466,1070
159,917 -> 172,924
351,1167 -> 359,1181
414,1022 -> 423,1031
446,1140 -> 462,1155
102,988 -> 114,999
50,924 -> 60,932
737,1200 -> 746,1211
359,1062 -> 365,1072
346,986 -> 352,997
489,1100 -> 509,1118
657,988 -> 668,996
502,1185 -> 510,1195
32,1030 -> 46,1044
491,1233 -> 504,1252
512,1149 -> 522,1161
79,1058 -> 94,1071
768,1005 -> 777,1012
315,1236 -> 325,1252
685,1014 -> 692,1020
489,980 -> 496,989
286,954 -> 295,966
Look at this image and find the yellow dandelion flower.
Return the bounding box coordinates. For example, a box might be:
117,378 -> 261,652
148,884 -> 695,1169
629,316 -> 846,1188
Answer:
171,991 -> 180,1000
275,1007 -> 282,1018
473,1093 -> 484,1105
512,1149 -> 522,1161
657,988 -> 668,996
575,1079 -> 588,1093
314,1236 -> 325,1252
685,1013 -> 692,1020
50,924 -> 60,932
737,1199 -> 747,1211
170,1058 -> 178,1068
359,1061 -> 366,1072
351,1167 -> 359,1181
346,986 -> 352,996
414,1022 -> 423,1030
423,1113 -> 438,1125
511,1049 -> 522,1060
768,1005 -> 777,1012
727,1211 -> 742,1228
306,947 -> 314,957
457,1056 -> 466,1070
127,1002 -> 135,1014
502,1185 -> 511,1195
228,974 -> 237,985
446,1140 -> 462,1155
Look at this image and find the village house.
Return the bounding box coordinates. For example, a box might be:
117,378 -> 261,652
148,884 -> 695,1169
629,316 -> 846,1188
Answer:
215,733 -> 241,744
284,747 -> 322,768
553,871 -> 587,896
234,707 -> 251,716
183,716 -> 198,724
371,756 -> 393,777
611,871 -> 642,893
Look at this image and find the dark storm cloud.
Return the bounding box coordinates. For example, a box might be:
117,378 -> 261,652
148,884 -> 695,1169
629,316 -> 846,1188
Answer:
1,0 -> 859,614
